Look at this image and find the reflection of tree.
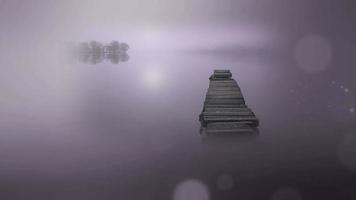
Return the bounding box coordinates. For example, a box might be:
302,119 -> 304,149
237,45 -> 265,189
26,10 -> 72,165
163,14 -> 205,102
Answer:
119,43 -> 129,52
104,41 -> 119,54
75,40 -> 129,64
89,41 -> 104,64
106,52 -> 129,64
77,42 -> 90,63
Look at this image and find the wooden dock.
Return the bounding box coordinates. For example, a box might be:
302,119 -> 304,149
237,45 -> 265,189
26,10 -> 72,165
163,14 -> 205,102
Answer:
199,70 -> 259,133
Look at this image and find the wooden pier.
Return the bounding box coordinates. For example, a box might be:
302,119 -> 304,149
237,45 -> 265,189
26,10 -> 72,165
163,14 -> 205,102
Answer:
199,70 -> 259,133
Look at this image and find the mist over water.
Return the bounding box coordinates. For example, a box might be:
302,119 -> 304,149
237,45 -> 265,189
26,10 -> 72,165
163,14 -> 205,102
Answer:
1,0 -> 356,199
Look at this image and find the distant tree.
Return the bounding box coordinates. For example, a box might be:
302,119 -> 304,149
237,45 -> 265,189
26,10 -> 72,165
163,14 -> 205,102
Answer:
75,40 -> 128,64
88,41 -> 104,64
77,42 -> 90,63
110,41 -> 120,53
119,53 -> 129,62
78,42 -> 90,53
89,41 -> 103,54
119,43 -> 129,52
107,53 -> 120,64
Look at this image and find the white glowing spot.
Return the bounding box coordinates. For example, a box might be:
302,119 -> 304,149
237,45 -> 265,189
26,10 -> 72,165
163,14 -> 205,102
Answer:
331,81 -> 336,85
340,85 -> 344,89
338,133 -> 356,170
139,28 -> 166,51
350,107 -> 355,113
216,174 -> 234,190
173,179 -> 210,200
272,187 -> 302,200
344,88 -> 349,93
143,69 -> 163,88
294,34 -> 332,74
142,30 -> 159,43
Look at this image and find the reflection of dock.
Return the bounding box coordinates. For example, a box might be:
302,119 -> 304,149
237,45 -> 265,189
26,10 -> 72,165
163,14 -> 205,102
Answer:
200,129 -> 259,153
199,70 -> 259,133
201,129 -> 259,142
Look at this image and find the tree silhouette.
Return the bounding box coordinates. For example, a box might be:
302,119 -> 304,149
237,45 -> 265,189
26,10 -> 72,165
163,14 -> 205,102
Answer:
119,43 -> 129,52
75,40 -> 129,64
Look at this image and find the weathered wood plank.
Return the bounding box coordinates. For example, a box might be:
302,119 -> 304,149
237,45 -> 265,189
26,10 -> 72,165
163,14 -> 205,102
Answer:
204,100 -> 245,105
204,104 -> 247,108
207,122 -> 253,129
209,87 -> 238,90
203,116 -> 258,122
204,107 -> 251,112
202,111 -> 254,116
206,95 -> 244,99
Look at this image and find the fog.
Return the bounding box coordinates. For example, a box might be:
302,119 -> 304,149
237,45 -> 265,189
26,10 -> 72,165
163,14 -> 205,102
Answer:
1,0 -> 356,199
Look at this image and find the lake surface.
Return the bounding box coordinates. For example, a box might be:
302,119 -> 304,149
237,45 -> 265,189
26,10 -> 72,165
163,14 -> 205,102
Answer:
1,45 -> 356,200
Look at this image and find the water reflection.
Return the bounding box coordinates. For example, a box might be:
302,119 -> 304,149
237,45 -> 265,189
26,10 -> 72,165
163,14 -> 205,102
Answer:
199,130 -> 260,173
201,129 -> 259,151
74,41 -> 129,64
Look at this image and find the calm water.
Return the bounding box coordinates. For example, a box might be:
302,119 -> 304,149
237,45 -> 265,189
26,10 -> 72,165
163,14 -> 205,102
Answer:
1,46 -> 356,199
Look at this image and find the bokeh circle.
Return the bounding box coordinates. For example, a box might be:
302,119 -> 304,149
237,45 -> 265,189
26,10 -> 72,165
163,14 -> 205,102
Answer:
294,34 -> 332,74
173,179 -> 210,200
